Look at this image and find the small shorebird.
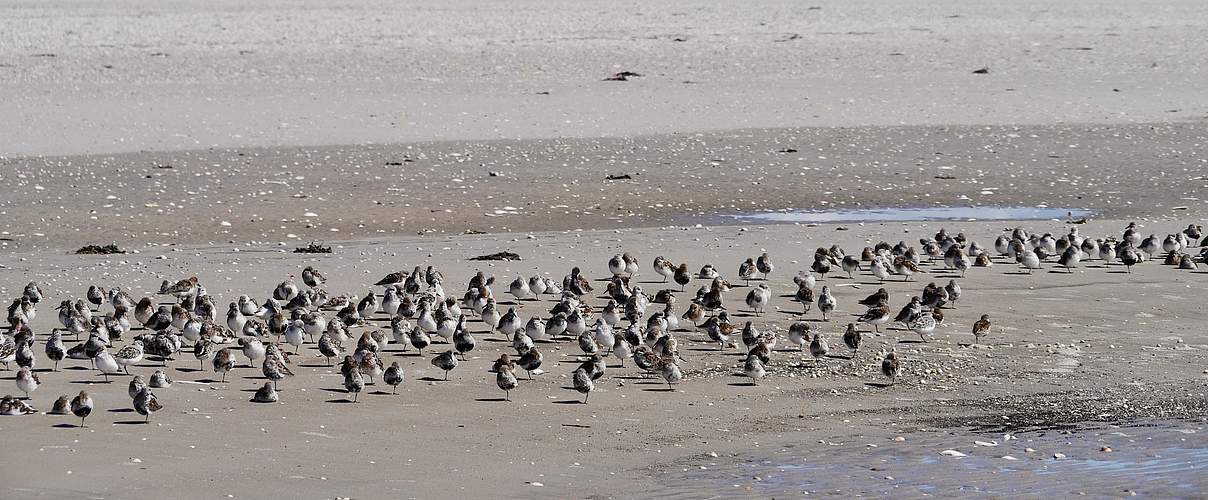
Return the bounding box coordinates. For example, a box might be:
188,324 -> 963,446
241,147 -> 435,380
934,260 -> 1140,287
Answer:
251,382 -> 279,403
212,348 -> 235,382
95,351 -> 121,381
756,253 -> 773,280
870,259 -> 890,282
1019,248 -> 1042,273
857,303 -> 891,333
383,361 -> 404,394
128,375 -> 148,400
0,395 -> 36,415
262,354 -> 294,390
16,366 -> 39,399
431,350 -> 458,380
453,318 -> 476,360
743,354 -> 766,385
843,323 -> 861,362
50,395 -> 70,415
673,263 -> 692,291
71,390 -> 93,427
518,347 -> 543,379
45,330 -> 65,371
787,321 -> 810,350
655,356 -> 683,391
318,333 -> 344,366
945,280 -> 962,308
972,314 -> 991,344
302,266 -> 326,289
892,256 -> 922,281
132,386 -> 162,422
745,284 -> 770,315
357,350 -> 384,384
148,370 -> 172,388
1058,245 -> 1080,273
908,311 -> 937,342
881,351 -> 900,385
809,333 -> 830,366
240,336 -> 266,368
738,257 -> 756,285
858,288 -> 889,308
797,281 -> 816,311
653,256 -> 675,282
817,286 -> 836,322
340,356 -> 364,402
572,368 -> 593,403
496,356 -> 519,401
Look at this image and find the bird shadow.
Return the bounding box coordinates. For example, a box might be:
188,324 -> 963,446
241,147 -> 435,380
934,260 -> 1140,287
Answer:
175,367 -> 203,373
418,376 -> 444,382
865,382 -> 894,388
552,400 -> 586,405
318,387 -> 347,394
52,423 -> 81,429
194,378 -> 222,384
898,339 -> 927,344
71,380 -> 112,384
727,382 -> 756,387
326,398 -> 357,404
475,397 -> 509,402
108,408 -> 135,413
64,366 -> 91,371
297,363 -> 334,368
370,391 -> 395,395
642,387 -> 676,392
113,420 -> 149,425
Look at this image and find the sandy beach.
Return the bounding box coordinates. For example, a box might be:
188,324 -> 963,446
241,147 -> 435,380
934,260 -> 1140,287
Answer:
2,0 -> 1208,498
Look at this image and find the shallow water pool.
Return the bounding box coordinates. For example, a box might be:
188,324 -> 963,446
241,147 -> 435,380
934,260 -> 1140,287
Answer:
733,206 -> 1095,223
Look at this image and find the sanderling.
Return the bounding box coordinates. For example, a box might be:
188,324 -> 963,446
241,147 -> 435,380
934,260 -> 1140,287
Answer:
251,381 -> 279,403
44,330 -> 65,371
262,353 -> 294,390
339,355 -> 365,402
809,333 -> 830,366
148,369 -> 172,388
15,366 -> 39,399
495,356 -> 519,401
653,256 -> 675,283
655,356 -> 683,391
50,395 -> 71,415
383,361 -> 404,394
113,342 -> 144,371
571,368 -> 594,403
70,390 -> 93,426
817,286 -> 836,322
239,336 -> 266,368
739,282 -> 768,314
128,375 -> 147,400
743,354 -> 766,386
431,350 -> 458,380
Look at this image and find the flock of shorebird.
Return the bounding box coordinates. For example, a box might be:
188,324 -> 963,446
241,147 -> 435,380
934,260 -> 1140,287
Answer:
1,222 -> 1204,426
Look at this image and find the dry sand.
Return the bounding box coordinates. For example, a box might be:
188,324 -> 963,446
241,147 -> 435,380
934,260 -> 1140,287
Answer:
3,0 -> 1208,498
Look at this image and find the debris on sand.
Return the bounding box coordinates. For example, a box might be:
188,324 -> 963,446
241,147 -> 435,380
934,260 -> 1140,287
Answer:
605,173 -> 633,181
972,67 -> 990,74
469,251 -> 521,261
604,71 -> 642,81
777,148 -> 799,153
293,242 -> 332,254
76,244 -> 125,255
